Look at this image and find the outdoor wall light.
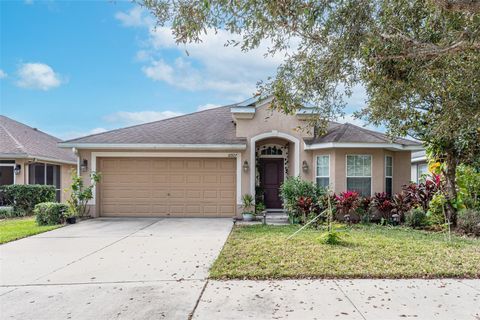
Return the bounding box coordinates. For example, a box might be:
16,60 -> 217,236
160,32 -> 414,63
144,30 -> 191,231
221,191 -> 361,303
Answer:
14,164 -> 21,175
302,160 -> 309,172
243,160 -> 249,172
80,159 -> 88,172
391,213 -> 401,226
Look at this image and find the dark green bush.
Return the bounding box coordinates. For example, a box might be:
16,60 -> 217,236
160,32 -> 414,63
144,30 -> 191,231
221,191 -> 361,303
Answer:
1,185 -> 56,215
457,209 -> 480,236
34,202 -> 68,226
279,177 -> 327,224
405,207 -> 427,228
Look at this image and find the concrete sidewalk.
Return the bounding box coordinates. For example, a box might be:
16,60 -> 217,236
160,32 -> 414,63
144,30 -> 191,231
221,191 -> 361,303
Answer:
193,279 -> 480,320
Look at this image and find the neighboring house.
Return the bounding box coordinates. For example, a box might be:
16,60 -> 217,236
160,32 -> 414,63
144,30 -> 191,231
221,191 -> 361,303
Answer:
0,115 -> 77,203
59,97 -> 423,218
411,150 -> 428,183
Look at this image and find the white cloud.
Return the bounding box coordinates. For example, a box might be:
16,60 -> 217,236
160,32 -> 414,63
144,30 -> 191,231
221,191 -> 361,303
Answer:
24,0 -> 34,4
104,110 -> 183,126
16,63 -> 63,90
114,6 -> 152,27
0,69 -> 7,79
116,7 -> 284,98
197,103 -> 222,111
60,127 -> 107,140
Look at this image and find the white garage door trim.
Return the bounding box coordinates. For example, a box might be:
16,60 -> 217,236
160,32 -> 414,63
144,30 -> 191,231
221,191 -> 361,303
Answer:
89,152 -> 242,206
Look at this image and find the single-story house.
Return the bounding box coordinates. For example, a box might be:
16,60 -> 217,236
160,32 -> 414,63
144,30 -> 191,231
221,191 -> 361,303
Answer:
59,97 -> 423,218
411,150 -> 428,183
0,115 -> 76,203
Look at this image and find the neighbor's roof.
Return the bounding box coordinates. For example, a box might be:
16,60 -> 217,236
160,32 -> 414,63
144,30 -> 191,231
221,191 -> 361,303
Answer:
0,115 -> 76,164
304,123 -> 421,147
60,106 -> 247,148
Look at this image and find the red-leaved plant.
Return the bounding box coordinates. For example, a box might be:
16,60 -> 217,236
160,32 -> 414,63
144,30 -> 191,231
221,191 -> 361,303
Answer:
297,196 -> 317,224
372,192 -> 393,220
335,191 -> 360,217
402,174 -> 441,212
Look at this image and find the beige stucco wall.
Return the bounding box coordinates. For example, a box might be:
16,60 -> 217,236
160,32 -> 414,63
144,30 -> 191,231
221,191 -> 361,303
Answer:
60,164 -> 76,203
311,149 -> 411,195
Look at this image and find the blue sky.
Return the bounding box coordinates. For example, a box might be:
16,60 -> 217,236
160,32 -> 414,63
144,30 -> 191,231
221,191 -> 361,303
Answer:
0,0 -> 369,140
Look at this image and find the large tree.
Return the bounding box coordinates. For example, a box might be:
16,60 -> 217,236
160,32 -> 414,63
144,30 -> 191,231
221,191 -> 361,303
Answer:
141,0 -> 480,224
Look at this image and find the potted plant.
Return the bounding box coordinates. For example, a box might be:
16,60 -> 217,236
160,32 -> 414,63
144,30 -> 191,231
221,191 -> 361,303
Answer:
64,207 -> 77,224
241,194 -> 255,221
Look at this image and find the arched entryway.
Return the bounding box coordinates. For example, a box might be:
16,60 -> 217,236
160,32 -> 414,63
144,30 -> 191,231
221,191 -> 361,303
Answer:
250,131 -> 300,209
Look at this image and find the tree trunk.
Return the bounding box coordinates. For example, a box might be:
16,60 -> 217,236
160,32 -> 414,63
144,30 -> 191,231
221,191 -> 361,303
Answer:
443,152 -> 458,226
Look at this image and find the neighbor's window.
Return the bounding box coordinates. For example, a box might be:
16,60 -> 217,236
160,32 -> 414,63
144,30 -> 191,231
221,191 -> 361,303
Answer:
346,155 -> 372,197
417,163 -> 428,183
316,155 -> 330,189
385,156 -> 393,197
29,163 -> 61,201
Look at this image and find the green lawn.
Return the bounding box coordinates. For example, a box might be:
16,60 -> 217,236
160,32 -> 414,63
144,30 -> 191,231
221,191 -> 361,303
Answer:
210,224 -> 480,279
0,217 -> 62,244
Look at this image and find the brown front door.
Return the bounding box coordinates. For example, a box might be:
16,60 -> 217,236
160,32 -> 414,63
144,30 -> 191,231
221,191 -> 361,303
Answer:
260,159 -> 284,209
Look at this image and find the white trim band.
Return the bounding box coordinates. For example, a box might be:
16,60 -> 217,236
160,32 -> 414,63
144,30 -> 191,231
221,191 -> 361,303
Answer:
0,153 -> 77,165
58,143 -> 247,151
304,142 -> 423,151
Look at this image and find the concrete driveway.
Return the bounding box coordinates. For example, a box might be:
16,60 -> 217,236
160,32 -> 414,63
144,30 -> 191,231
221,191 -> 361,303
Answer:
0,218 -> 233,320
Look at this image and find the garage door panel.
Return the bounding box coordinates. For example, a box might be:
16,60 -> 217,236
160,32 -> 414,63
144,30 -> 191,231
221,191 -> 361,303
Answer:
99,157 -> 236,217
220,190 -> 235,200
220,160 -> 235,170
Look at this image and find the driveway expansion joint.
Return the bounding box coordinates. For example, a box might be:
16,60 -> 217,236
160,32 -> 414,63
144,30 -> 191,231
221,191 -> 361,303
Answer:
188,279 -> 209,320
333,280 -> 367,320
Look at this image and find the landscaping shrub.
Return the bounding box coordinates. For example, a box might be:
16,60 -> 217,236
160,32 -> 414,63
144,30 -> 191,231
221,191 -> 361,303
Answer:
372,192 -> 393,222
457,209 -> 480,236
402,175 -> 440,212
34,202 -> 68,226
456,165 -> 480,210
335,191 -> 360,222
1,185 -> 56,215
427,192 -> 448,227
356,196 -> 372,223
391,192 -> 411,221
405,207 -> 427,228
0,207 -> 15,219
66,171 -> 101,217
279,177 -> 325,223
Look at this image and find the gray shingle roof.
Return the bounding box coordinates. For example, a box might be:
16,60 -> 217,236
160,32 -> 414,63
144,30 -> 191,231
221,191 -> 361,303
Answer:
305,123 -> 421,146
62,106 -> 246,145
0,115 -> 76,163
59,104 -> 419,148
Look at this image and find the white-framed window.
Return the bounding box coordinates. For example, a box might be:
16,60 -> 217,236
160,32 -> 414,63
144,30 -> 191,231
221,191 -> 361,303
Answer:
346,155 -> 372,197
316,155 -> 330,189
385,155 -> 393,197
417,163 -> 428,183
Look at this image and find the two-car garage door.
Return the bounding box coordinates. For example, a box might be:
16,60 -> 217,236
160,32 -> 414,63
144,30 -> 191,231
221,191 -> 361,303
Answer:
98,157 -> 236,217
